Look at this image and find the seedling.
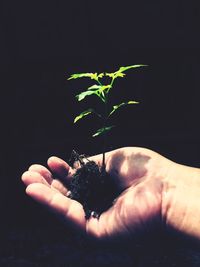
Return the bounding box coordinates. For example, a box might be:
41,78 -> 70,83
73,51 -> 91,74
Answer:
67,65 -> 147,219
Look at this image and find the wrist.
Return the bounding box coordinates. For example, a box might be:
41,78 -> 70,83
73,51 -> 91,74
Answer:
162,162 -> 200,240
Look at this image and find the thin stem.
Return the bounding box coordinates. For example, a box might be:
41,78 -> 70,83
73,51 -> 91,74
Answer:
101,113 -> 107,171
101,92 -> 109,172
96,78 -> 107,170
96,78 -> 103,86
96,77 -> 110,172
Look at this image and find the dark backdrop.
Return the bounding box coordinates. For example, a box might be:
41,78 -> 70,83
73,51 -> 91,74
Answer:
0,1 -> 200,266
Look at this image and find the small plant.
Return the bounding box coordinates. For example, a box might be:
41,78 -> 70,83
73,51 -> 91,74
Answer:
67,65 -> 147,219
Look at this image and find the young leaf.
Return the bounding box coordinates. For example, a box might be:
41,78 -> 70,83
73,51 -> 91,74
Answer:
74,109 -> 94,123
86,85 -> 105,101
76,90 -> 98,101
117,64 -> 148,73
92,125 -> 115,137
68,72 -> 104,81
97,73 -> 104,79
105,72 -> 125,79
96,85 -> 112,102
105,65 -> 148,80
76,84 -> 112,102
99,85 -> 112,93
109,101 -> 139,116
87,84 -> 111,92
76,89 -> 106,102
68,73 -> 94,80
87,84 -> 102,90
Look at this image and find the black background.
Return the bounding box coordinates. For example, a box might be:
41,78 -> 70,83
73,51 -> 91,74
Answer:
1,1 -> 200,266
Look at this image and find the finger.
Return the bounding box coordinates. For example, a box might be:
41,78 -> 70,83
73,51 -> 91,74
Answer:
51,179 -> 68,195
28,163 -> 70,195
26,183 -> 86,231
21,171 -> 51,187
47,156 -> 75,184
28,164 -> 53,184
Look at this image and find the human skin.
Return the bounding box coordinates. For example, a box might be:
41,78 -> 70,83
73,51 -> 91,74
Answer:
21,147 -> 200,243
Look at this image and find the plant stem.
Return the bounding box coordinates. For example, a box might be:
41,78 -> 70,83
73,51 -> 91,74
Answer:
96,77 -> 112,172
102,95 -> 109,172
96,78 -> 106,171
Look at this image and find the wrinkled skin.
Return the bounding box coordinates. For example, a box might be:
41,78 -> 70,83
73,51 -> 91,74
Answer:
21,147 -> 174,243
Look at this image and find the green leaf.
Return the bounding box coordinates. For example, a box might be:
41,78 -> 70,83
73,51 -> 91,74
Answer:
105,72 -> 125,79
118,64 -> 148,73
76,90 -> 98,101
68,73 -> 94,80
87,84 -> 111,91
87,84 -> 102,90
92,125 -> 115,137
68,72 -> 104,81
97,85 -> 111,102
105,65 -> 148,81
76,88 -> 106,102
81,84 -> 112,102
98,73 -> 104,78
74,109 -> 93,123
99,85 -> 112,92
109,100 -> 139,116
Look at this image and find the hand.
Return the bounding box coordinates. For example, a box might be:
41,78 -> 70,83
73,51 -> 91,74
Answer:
22,147 -> 175,243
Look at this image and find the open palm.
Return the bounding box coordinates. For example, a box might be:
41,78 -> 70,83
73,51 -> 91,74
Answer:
22,147 -> 173,242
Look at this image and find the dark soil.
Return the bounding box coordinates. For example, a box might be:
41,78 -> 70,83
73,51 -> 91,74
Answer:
68,152 -> 121,219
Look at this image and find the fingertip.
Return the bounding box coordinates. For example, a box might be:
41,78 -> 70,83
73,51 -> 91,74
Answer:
25,183 -> 36,195
28,164 -> 53,183
47,156 -> 58,163
21,171 -> 30,183
47,156 -> 70,175
47,156 -> 64,165
25,183 -> 50,200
